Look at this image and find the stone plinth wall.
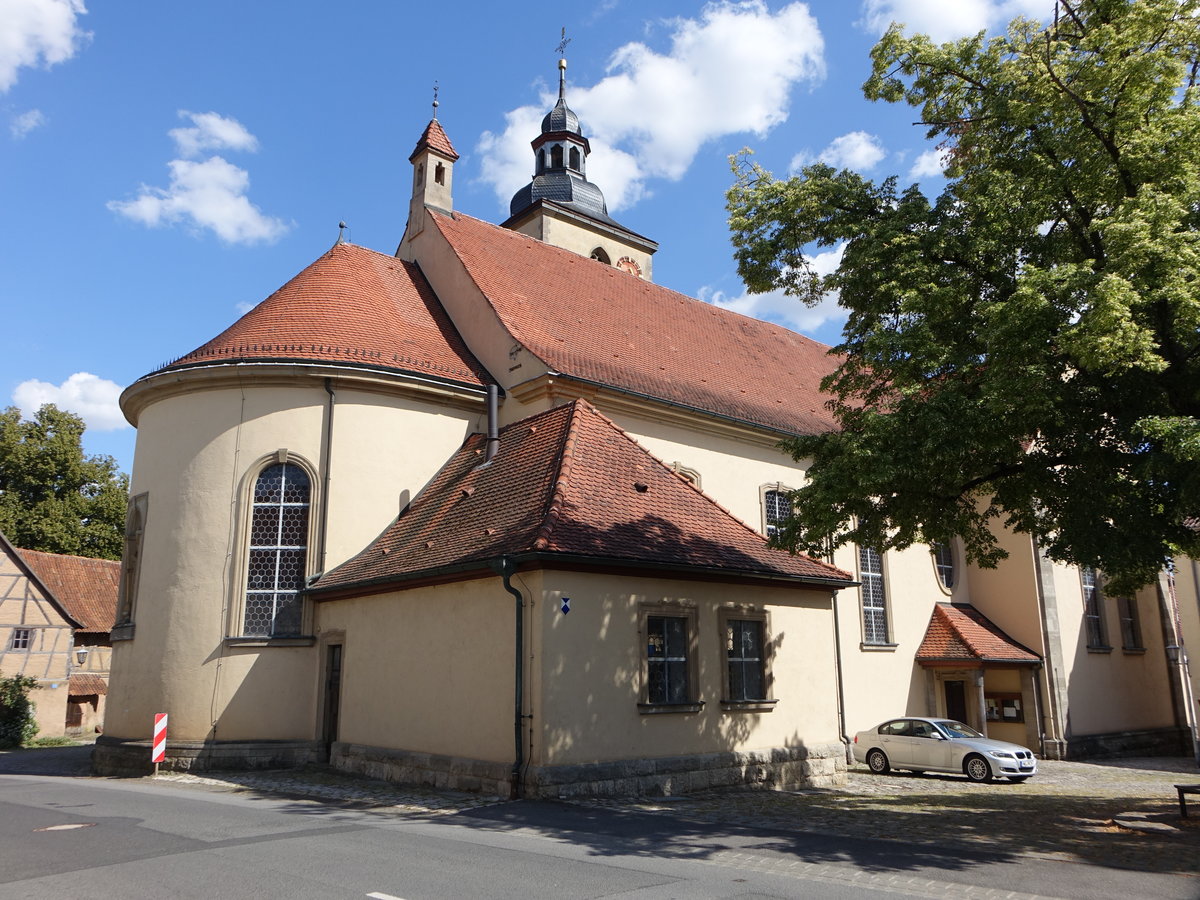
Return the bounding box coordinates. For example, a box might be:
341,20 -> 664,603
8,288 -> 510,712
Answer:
1066,727 -> 1192,760
92,736 -> 322,776
332,741 -> 848,800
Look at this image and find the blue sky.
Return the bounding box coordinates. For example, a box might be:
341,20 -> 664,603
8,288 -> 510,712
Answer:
1,0 -> 1050,474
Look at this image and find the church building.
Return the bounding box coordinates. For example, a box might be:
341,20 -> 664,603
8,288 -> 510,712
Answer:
96,61 -> 1194,795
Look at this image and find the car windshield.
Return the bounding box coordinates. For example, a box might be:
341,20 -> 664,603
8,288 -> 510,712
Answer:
935,720 -> 984,739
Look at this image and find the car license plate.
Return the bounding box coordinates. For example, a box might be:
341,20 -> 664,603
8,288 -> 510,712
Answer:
1019,760 -> 1033,769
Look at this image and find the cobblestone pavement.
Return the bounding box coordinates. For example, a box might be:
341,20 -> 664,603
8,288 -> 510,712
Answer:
151,756 -> 1200,877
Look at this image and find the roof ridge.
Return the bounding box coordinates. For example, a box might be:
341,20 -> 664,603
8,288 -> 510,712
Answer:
531,400 -> 583,550
427,212 -> 555,372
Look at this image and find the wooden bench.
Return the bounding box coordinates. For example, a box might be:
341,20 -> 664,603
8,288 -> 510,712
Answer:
1175,784 -> 1200,817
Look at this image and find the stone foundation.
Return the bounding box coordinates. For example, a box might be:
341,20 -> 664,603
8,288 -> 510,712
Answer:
1065,727 -> 1192,760
92,735 -> 323,776
331,741 -> 847,800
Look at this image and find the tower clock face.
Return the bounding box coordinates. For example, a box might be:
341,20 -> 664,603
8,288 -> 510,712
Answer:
616,257 -> 642,277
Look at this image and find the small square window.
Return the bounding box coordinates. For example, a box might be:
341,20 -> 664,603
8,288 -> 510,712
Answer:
10,628 -> 32,650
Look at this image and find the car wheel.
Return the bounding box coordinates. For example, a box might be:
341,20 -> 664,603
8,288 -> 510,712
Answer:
1009,775 -> 1031,783
964,755 -> 992,783
866,749 -> 890,774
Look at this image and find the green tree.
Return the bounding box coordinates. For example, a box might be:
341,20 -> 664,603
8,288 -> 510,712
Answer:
0,675 -> 39,748
727,0 -> 1200,593
0,405 -> 128,560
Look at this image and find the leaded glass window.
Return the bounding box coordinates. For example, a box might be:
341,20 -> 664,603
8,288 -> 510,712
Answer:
726,619 -> 765,701
1081,568 -> 1107,648
932,542 -> 955,590
646,615 -> 690,704
244,463 -> 310,637
764,489 -> 791,539
860,545 -> 889,644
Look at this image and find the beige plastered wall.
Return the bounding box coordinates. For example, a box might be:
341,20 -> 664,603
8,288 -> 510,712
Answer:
530,570 -> 840,768
1043,560 -> 1174,736
106,374 -> 480,745
836,542 -> 952,735
314,577 -> 513,762
510,213 -> 655,282
1174,557 -> 1200,730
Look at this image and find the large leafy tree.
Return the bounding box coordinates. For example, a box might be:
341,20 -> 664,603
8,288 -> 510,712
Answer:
0,405 -> 128,560
727,0 -> 1200,593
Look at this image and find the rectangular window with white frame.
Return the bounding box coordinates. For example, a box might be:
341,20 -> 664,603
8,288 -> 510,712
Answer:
9,628 -> 32,650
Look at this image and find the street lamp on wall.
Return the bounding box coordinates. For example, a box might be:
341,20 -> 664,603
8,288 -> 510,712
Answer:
1166,643 -> 1181,664
74,647 -> 89,666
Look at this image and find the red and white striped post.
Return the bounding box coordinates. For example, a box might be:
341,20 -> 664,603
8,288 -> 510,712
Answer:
152,713 -> 167,774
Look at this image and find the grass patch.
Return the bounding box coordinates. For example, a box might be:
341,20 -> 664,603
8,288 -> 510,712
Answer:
23,736 -> 79,748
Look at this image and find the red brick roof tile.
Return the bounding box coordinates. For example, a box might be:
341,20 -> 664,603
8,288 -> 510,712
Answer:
916,603 -> 1040,664
159,242 -> 488,387
18,549 -> 120,634
410,118 -> 459,162
430,211 -> 839,436
68,673 -> 108,695
315,400 -> 852,592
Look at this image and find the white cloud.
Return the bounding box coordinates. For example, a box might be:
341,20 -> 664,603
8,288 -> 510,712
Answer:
790,130 -> 886,173
108,113 -> 288,245
907,146 -> 950,179
10,107 -> 45,138
859,0 -> 1051,43
701,243 -> 847,335
169,110 -> 260,158
0,0 -> 89,93
478,1 -> 825,212
13,372 -> 128,432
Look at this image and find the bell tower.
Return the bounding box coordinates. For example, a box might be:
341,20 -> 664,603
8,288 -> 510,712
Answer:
400,88 -> 458,256
503,52 -> 657,279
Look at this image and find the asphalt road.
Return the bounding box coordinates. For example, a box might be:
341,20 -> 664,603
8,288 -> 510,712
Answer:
0,746 -> 1195,899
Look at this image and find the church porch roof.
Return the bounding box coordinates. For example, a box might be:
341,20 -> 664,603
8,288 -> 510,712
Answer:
916,603 -> 1041,666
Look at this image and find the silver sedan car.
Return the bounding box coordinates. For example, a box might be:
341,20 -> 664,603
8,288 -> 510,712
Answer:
853,716 -> 1037,782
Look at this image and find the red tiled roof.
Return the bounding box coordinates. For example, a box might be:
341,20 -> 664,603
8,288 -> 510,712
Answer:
430,211 -> 840,437
18,549 -> 120,634
410,118 -> 459,162
68,673 -> 108,696
916,603 -> 1040,665
314,400 -> 852,592
159,243 -> 488,387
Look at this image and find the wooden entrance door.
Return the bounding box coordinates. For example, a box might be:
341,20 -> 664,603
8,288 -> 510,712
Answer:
944,679 -> 968,723
322,644 -> 343,758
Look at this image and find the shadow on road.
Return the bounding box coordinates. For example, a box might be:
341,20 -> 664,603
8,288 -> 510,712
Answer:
0,744 -> 94,777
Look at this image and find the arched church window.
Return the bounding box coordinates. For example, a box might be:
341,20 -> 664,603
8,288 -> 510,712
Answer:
244,462 -> 310,637
568,146 -> 581,170
590,247 -> 611,264
434,162 -> 445,185
551,145 -> 564,168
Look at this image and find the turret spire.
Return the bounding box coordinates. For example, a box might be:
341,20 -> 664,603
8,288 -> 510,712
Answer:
556,27 -> 571,100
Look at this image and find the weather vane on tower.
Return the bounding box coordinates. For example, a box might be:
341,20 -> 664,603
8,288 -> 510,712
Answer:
556,27 -> 571,97
432,81 -> 439,118
556,27 -> 571,58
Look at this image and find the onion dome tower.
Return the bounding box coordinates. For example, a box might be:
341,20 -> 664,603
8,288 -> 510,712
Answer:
503,55 -> 657,280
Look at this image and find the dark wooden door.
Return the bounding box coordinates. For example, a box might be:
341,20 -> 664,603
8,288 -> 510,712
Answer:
322,644 -> 343,758
944,680 -> 968,723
